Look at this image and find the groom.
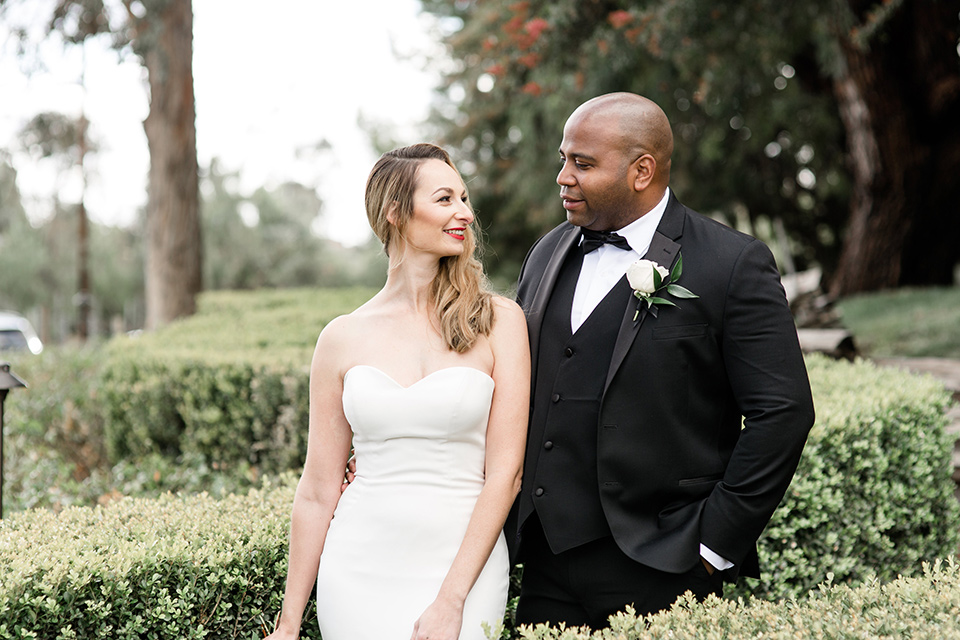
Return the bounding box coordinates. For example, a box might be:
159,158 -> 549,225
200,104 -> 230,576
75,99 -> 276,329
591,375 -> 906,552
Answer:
507,92 -> 815,629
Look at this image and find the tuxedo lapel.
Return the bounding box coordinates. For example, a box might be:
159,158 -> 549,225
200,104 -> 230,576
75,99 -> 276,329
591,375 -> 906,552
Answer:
604,229 -> 681,393
526,226 -> 580,368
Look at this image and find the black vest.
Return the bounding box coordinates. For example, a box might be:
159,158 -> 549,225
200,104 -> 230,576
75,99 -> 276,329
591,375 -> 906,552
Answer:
525,248 -> 631,554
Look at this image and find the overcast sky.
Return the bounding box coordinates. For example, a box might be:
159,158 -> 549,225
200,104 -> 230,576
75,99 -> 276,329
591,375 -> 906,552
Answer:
0,0 -> 442,246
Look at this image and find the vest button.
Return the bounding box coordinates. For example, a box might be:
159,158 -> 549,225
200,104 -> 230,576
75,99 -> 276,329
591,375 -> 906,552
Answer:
551,393 -> 561,403
534,487 -> 544,497
543,441 -> 553,450
564,347 -> 574,357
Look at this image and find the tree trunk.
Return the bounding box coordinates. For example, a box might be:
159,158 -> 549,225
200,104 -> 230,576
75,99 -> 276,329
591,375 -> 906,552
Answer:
142,0 -> 201,329
829,0 -> 960,297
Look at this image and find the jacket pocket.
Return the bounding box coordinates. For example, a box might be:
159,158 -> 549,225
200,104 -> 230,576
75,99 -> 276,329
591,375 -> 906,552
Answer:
677,473 -> 723,487
652,323 -> 708,340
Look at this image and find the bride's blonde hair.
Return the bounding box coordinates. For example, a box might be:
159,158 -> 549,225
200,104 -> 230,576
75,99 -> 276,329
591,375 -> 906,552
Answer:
365,143 -> 495,353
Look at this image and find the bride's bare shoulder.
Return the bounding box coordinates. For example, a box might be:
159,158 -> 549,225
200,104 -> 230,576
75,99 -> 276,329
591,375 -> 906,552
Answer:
314,298 -> 387,354
491,295 -> 525,326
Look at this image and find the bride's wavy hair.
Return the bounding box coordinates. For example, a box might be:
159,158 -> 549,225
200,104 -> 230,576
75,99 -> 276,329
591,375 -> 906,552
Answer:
365,143 -> 495,353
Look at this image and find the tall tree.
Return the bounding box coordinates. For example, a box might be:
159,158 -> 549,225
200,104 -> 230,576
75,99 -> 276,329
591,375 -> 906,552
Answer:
420,0 -> 960,294
1,0 -> 202,328
829,0 -> 960,294
136,0 -> 201,327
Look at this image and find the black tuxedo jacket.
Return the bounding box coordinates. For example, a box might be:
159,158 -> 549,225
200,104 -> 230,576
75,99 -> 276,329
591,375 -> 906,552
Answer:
511,193 -> 815,579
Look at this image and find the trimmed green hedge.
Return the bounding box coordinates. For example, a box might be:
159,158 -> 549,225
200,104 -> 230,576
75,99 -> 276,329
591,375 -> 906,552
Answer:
1,288 -> 376,513
99,287 -> 374,475
515,559 -> 960,639
1,482 -> 957,639
0,478 -> 312,640
101,358 -> 310,475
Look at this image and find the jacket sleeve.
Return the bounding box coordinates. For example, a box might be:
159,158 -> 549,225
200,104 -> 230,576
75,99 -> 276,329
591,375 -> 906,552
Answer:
699,238 -> 815,567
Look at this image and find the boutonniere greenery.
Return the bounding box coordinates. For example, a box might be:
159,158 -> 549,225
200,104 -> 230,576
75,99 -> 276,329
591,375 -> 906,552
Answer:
626,252 -> 698,321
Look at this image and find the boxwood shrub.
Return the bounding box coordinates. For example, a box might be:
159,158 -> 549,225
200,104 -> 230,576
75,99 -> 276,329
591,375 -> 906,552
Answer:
1,482 -> 957,639
1,288 -> 376,512
99,287 -> 375,475
0,477 -> 312,640
515,559 -> 960,639
3,355 -> 958,637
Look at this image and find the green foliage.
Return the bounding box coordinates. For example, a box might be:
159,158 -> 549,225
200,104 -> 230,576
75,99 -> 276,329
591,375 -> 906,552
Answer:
0,478 -> 320,640
0,174 -> 143,343
0,346 -> 109,513
515,560 -> 960,639
16,112 -> 87,162
90,223 -> 145,328
1,102 -> 143,337
98,287 -> 374,472
3,291 -> 958,636
419,0 -> 850,279
1,483 -> 957,638
728,354 -> 959,601
100,358 -> 309,477
836,287 -> 960,358
2,288 -> 375,513
0,348 -> 262,514
0,161 -> 50,314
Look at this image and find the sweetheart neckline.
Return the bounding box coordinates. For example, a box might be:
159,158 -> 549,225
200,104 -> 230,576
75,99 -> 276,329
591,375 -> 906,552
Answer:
344,364 -> 495,390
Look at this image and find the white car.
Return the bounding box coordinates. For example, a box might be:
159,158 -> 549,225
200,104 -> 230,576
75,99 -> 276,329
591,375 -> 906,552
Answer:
0,311 -> 43,355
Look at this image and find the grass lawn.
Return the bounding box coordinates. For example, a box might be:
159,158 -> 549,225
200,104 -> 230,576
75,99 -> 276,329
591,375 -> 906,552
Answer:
836,286 -> 960,358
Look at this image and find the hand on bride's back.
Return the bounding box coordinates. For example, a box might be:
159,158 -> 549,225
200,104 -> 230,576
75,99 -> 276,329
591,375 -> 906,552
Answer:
340,455 -> 357,493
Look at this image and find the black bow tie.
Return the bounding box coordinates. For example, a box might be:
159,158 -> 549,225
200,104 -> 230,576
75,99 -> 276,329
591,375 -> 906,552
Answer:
580,229 -> 632,254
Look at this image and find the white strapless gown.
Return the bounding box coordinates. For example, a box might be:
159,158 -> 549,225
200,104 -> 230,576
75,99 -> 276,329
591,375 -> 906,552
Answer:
315,365 -> 509,639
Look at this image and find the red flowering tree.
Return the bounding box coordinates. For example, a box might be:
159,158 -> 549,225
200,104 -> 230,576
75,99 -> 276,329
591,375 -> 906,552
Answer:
421,0 -> 960,294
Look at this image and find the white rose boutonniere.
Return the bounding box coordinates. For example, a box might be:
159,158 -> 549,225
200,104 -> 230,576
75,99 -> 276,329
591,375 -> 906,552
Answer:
626,252 -> 698,321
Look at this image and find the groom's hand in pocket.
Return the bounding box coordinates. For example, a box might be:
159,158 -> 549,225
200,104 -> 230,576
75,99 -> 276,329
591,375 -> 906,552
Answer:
700,557 -> 716,575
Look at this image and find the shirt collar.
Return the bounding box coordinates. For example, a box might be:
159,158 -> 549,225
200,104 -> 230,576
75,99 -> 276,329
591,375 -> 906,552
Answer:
614,187 -> 670,257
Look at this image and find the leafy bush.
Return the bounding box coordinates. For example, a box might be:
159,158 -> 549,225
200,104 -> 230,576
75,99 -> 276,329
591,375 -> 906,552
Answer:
0,477 -> 315,640
110,287 -> 377,368
99,287 -> 374,474
0,347 -> 110,513
515,559 -> 960,639
1,349 -> 264,513
728,354 -> 959,601
1,481 -> 957,639
100,358 -> 310,476
1,288 -> 376,513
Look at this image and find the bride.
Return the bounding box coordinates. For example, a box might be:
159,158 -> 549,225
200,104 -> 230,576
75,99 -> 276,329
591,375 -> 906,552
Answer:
265,143 -> 529,640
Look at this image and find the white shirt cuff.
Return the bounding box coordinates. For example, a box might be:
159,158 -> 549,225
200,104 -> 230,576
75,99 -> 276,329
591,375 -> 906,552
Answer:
699,543 -> 734,571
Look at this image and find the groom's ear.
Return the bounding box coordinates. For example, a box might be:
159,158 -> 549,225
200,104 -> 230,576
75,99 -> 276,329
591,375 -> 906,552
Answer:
631,154 -> 656,192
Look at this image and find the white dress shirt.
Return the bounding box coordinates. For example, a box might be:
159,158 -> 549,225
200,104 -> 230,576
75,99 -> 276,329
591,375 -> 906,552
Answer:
569,187 -> 734,572
570,188 -> 670,333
